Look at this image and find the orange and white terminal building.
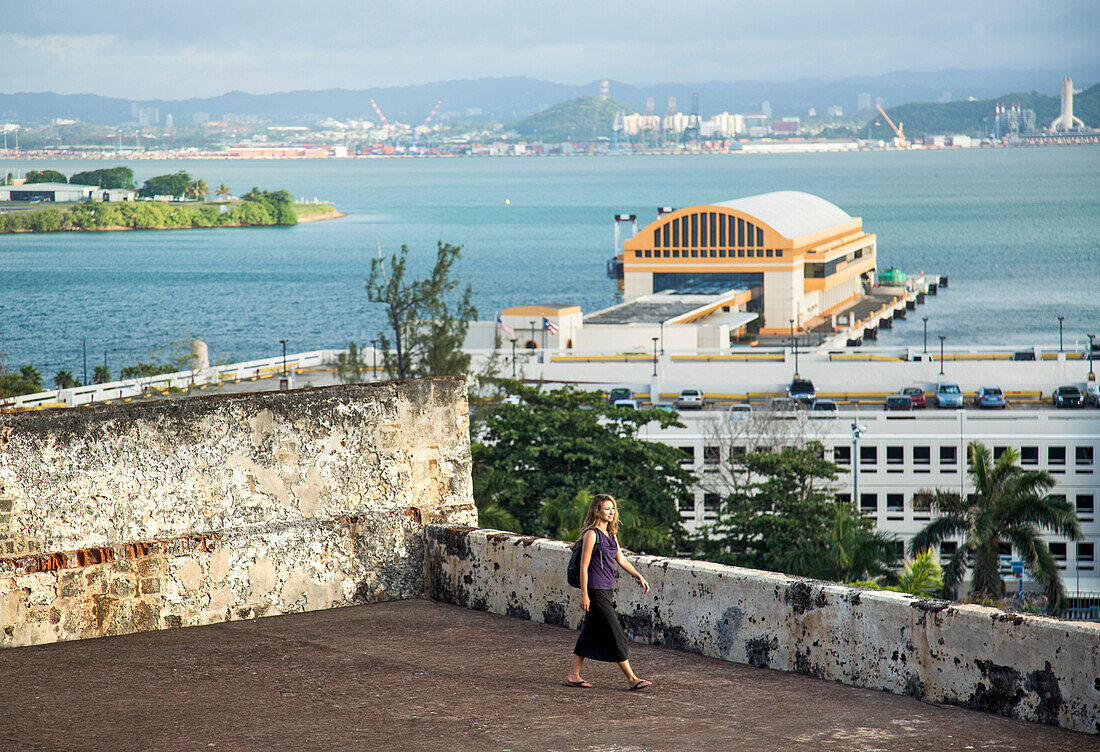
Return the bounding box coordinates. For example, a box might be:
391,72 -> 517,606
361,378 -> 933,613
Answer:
613,191 -> 877,334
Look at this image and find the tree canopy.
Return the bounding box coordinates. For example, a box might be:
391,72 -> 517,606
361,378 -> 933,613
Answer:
25,169 -> 67,184
513,96 -> 633,141
366,242 -> 476,380
138,171 -> 193,198
910,442 -> 1082,614
472,382 -> 692,555
69,167 -> 136,189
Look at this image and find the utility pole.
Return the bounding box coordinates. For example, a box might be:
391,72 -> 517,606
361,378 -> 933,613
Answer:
939,335 -> 946,377
851,421 -> 866,510
371,339 -> 378,381
652,337 -> 659,377
510,339 -> 517,379
82,338 -> 87,386
922,317 -> 929,356
1058,315 -> 1064,352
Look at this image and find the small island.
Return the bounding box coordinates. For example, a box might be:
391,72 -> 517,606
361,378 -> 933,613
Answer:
0,167 -> 343,233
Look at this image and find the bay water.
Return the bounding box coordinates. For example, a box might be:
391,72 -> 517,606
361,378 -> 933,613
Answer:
1,147 -> 1098,376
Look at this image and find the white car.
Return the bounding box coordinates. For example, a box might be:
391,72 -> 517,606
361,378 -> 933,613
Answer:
727,403 -> 753,419
612,398 -> 638,410
676,388 -> 705,410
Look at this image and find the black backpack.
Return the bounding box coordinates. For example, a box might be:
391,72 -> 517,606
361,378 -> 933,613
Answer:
566,529 -> 600,588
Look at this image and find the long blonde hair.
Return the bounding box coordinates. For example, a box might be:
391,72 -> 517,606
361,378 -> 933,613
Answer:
582,493 -> 619,537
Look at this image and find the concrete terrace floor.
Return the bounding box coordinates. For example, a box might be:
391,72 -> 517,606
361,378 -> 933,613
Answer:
1,600 -> 1093,752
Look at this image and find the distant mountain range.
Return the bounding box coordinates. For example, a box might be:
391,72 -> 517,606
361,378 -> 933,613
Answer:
2,67 -> 1097,126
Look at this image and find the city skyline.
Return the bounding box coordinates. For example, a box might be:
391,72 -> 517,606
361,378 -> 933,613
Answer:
2,1 -> 1097,99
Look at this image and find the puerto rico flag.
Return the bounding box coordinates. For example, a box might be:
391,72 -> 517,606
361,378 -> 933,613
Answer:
543,317 -> 559,334
496,313 -> 514,335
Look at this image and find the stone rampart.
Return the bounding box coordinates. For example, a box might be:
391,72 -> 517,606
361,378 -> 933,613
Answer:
0,379 -> 475,647
425,526 -> 1100,734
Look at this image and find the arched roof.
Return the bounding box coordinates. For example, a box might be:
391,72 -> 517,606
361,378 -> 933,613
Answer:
714,191 -> 854,240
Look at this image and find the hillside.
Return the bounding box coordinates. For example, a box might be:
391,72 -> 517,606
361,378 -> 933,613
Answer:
512,96 -> 634,141
864,83 -> 1100,139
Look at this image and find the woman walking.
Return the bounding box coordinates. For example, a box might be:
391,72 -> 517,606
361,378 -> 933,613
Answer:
566,493 -> 652,691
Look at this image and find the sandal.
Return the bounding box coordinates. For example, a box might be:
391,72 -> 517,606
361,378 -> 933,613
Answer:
629,679 -> 652,691
566,679 -> 593,688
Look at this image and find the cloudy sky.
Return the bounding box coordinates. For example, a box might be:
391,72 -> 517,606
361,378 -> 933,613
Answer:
2,1 -> 1096,98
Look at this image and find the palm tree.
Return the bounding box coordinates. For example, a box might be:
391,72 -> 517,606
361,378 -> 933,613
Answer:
215,183 -> 232,200
54,369 -> 77,388
539,489 -> 669,553
910,442 -> 1081,615
780,503 -> 898,582
895,550 -> 944,596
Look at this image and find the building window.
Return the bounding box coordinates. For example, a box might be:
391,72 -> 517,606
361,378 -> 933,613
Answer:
913,493 -> 931,520
709,249 -> 717,258
663,249 -> 670,258
662,223 -> 670,247
836,493 -> 851,504
730,445 -> 747,462
691,249 -> 699,258
776,250 -> 783,258
703,493 -> 721,516
679,495 -> 695,513
1049,446 -> 1066,472
1076,445 -> 1094,472
703,445 -> 721,468
1021,446 -> 1038,465
672,250 -> 680,258
939,540 -> 957,563
834,446 -> 851,465
756,226 -> 764,246
719,249 -> 727,258
860,494 -> 877,513
719,215 -> 726,246
1077,494 -> 1094,521
993,446 -> 1007,460
886,493 -> 904,519
700,212 -> 708,246
1078,542 -> 1095,571
653,229 -> 661,248
860,445 -> 877,471
738,218 -> 745,247
913,446 -> 930,472
709,213 -> 717,247
1050,542 -> 1067,570
691,214 -> 699,247
940,445 -> 957,472
894,540 -> 905,559
766,249 -> 773,258
679,446 -> 695,466
644,250 -> 652,258
886,445 -> 903,471
738,249 -> 745,258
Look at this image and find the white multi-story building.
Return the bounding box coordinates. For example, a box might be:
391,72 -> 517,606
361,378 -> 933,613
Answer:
637,408 -> 1100,614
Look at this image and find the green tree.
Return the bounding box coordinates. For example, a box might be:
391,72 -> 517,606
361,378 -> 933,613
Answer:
472,382 -> 691,554
0,364 -> 45,399
93,365 -> 111,384
186,179 -> 209,201
710,443 -> 897,580
138,171 -> 192,198
335,342 -> 370,383
25,169 -> 67,184
895,549 -> 944,596
910,443 -> 1081,615
54,369 -> 77,388
68,167 -> 136,189
241,187 -> 296,225
215,183 -> 232,199
366,242 -> 476,379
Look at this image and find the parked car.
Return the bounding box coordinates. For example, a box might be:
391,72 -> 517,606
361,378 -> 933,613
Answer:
1085,381 -> 1100,408
1053,385 -> 1084,408
901,386 -> 926,409
727,403 -> 753,419
651,402 -> 677,414
885,395 -> 912,411
974,386 -> 1007,409
769,397 -> 800,412
612,398 -> 638,410
676,388 -> 705,410
811,399 -> 838,413
934,382 -> 964,409
607,387 -> 632,405
787,378 -> 816,406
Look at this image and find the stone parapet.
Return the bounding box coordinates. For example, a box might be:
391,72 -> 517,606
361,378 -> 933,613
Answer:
0,380 -> 475,647
424,526 -> 1100,734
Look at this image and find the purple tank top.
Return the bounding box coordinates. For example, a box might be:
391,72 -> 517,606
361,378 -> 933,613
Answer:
586,529 -> 618,590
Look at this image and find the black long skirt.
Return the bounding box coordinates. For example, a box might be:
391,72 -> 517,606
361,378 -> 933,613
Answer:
573,588 -> 629,663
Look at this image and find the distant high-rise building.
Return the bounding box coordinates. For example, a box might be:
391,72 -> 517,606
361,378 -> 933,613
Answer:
600,79 -> 609,100
761,100 -> 772,118
165,114 -> 174,129
858,93 -> 871,112
874,96 -> 884,109
646,97 -> 654,116
807,106 -> 816,118
826,104 -> 843,118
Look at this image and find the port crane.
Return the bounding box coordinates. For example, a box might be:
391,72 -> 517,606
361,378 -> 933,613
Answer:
369,99 -> 391,129
875,104 -> 907,148
420,100 -> 442,129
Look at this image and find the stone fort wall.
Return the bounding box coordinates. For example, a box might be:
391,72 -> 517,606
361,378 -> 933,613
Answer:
0,379 -> 475,648
425,526 -> 1100,734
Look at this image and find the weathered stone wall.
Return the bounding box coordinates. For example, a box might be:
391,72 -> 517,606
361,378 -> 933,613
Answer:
425,526 -> 1100,734
0,379 -> 475,647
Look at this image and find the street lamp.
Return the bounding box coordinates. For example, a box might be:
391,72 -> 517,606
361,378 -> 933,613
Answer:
922,317 -> 929,355
279,339 -> 288,376
651,337 -> 659,377
659,321 -> 664,355
82,338 -> 87,387
938,335 -> 946,377
370,339 -> 378,381
510,338 -> 517,379
790,319 -> 799,378
851,421 -> 867,509
1089,334 -> 1096,382
1058,315 -> 1064,353
529,320 -> 536,349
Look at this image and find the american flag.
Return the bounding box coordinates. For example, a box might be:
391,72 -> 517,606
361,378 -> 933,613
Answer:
543,317 -> 559,334
496,313 -> 514,335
